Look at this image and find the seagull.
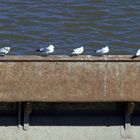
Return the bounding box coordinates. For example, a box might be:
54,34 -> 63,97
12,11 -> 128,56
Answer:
72,46 -> 84,55
36,45 -> 55,55
0,47 -> 10,56
94,46 -> 109,56
130,49 -> 140,59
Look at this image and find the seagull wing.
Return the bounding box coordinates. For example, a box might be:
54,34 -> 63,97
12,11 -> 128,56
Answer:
0,48 -> 9,56
0,48 -> 5,53
136,49 -> 140,56
74,48 -> 82,52
73,48 -> 78,52
72,48 -> 78,54
36,47 -> 49,52
44,47 -> 54,54
95,49 -> 102,54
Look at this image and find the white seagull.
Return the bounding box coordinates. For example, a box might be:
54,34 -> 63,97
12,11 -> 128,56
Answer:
72,46 -> 84,55
36,45 -> 55,55
0,47 -> 10,56
94,46 -> 109,56
130,49 -> 140,59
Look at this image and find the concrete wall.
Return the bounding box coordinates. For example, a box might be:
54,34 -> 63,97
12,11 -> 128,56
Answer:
0,55 -> 140,102
0,55 -> 140,139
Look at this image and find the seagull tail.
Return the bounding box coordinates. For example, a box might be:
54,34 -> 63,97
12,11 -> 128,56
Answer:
71,52 -> 76,55
129,55 -> 137,59
0,54 -> 5,57
70,52 -> 77,56
36,49 -> 41,52
94,50 -> 97,53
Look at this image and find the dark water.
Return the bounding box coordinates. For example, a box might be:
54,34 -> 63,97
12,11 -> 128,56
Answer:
0,0 -> 140,55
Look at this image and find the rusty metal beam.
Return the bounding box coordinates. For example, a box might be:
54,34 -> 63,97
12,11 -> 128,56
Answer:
0,55 -> 140,102
17,102 -> 21,128
0,55 -> 140,62
120,102 -> 135,138
23,102 -> 32,130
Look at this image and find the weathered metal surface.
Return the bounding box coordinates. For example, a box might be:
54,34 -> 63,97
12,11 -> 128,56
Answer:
0,55 -> 140,62
0,55 -> 140,102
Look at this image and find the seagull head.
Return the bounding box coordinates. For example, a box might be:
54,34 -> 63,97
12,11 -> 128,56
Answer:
81,46 -> 84,50
4,47 -> 10,51
104,46 -> 109,51
49,45 -> 55,48
105,46 -> 109,49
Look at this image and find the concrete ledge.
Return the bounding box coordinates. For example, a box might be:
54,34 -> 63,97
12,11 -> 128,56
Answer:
0,55 -> 140,62
0,55 -> 140,102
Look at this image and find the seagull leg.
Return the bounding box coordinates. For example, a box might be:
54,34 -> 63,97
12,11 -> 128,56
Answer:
70,54 -> 78,57
100,53 -> 103,58
45,53 -> 49,56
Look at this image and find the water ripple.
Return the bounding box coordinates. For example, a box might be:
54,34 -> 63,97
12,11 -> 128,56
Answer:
0,0 -> 140,55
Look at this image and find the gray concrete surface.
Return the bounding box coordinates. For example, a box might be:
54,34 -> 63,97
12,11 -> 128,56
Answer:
0,126 -> 140,140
